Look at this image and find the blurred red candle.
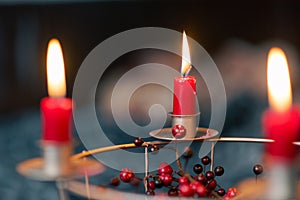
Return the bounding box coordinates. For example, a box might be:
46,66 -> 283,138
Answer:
173,31 -> 197,115
262,47 -> 300,161
41,38 -> 73,143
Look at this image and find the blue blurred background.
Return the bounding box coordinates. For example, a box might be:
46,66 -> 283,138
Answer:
1,0 -> 300,199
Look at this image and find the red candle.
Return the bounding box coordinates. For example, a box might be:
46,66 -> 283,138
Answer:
173,76 -> 196,115
173,31 -> 197,115
41,38 -> 73,143
262,47 -> 300,162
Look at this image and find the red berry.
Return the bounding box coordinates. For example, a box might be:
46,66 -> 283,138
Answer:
172,124 -> 186,139
179,176 -> 190,185
217,188 -> 226,196
214,166 -> 224,176
119,168 -> 135,183
168,188 -> 179,196
146,190 -> 155,195
149,145 -> 159,153
134,137 -> 144,146
206,179 -> 217,190
154,177 -> 163,188
194,173 -> 206,184
193,182 -> 207,197
201,156 -> 211,165
253,164 -> 263,175
148,181 -> 155,190
193,164 -> 203,174
190,181 -> 201,191
159,173 -> 173,186
110,177 -> 120,186
130,177 -> 140,187
179,184 -> 194,197
158,162 -> 173,175
205,171 -> 215,180
226,188 -> 237,197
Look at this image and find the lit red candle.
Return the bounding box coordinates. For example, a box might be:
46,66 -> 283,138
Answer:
173,31 -> 197,115
41,38 -> 73,143
262,47 -> 300,161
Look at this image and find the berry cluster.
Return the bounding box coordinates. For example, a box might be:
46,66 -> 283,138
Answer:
107,138 -> 264,199
116,158 -> 237,198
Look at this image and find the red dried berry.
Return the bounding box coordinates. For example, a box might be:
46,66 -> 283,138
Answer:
214,166 -> 224,176
179,184 -> 194,197
168,188 -> 179,196
205,171 -> 215,180
193,164 -> 203,174
110,177 -> 120,186
217,188 -> 226,196
206,179 -> 217,190
253,164 -> 263,175
172,124 -> 186,139
226,187 -> 237,197
195,173 -> 206,184
193,182 -> 207,197
148,181 -> 155,190
146,190 -> 155,196
201,156 -> 211,165
133,137 -> 144,146
179,176 -> 190,185
159,173 -> 173,186
158,162 -> 173,175
119,168 -> 135,183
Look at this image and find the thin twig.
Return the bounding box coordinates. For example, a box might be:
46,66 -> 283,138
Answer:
175,142 -> 184,172
144,146 -> 149,192
210,142 -> 215,171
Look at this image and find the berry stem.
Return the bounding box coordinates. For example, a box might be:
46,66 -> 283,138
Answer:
210,142 -> 215,171
183,158 -> 189,171
172,177 -> 179,182
133,176 -> 143,181
144,146 -> 149,193
175,143 -> 184,172
175,170 -> 194,183
255,175 -> 257,183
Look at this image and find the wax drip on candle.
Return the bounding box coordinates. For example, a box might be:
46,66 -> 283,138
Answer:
181,31 -> 192,77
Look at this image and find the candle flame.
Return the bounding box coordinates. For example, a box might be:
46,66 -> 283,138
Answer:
181,31 -> 191,76
267,47 -> 292,112
46,38 -> 66,98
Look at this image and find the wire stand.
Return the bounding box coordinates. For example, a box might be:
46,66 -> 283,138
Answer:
17,127 -> 300,199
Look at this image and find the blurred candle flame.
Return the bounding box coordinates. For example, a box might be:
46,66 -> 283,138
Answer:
181,31 -> 191,76
46,38 -> 66,98
267,47 -> 292,112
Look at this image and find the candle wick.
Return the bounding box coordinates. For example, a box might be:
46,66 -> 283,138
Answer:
182,70 -> 190,77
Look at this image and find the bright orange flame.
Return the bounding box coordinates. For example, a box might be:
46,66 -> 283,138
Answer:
267,47 -> 292,112
181,31 -> 191,76
46,38 -> 66,98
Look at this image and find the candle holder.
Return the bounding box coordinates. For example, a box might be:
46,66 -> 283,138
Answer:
42,141 -> 73,178
266,163 -> 296,199
169,112 -> 200,139
17,141 -> 105,200
149,127 -> 218,141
